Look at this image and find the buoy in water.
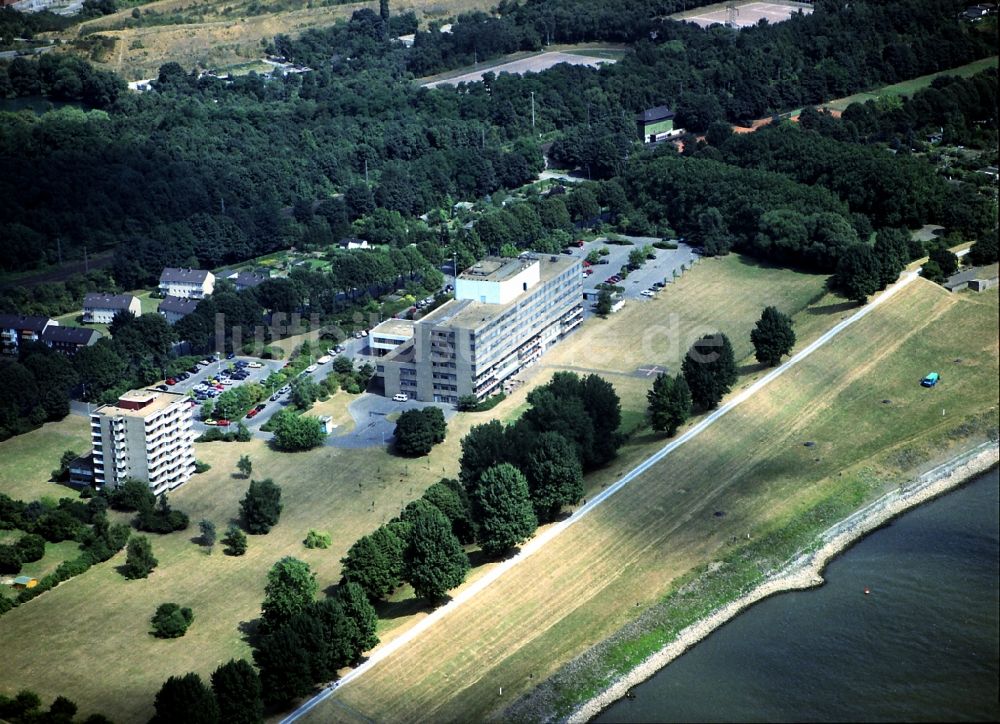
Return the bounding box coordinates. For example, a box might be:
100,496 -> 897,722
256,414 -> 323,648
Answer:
864,587 -> 870,595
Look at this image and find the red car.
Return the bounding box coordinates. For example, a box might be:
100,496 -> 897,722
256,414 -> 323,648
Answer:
214,384 -> 224,391
165,378 -> 176,385
246,409 -> 259,419
217,418 -> 231,427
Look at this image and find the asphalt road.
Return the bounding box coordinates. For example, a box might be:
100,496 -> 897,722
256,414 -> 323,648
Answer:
280,265 -> 930,724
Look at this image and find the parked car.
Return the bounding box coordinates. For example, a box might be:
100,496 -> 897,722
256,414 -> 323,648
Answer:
217,418 -> 231,426
317,355 -> 331,364
270,393 -> 281,401
226,352 -> 236,359
279,385 -> 291,394
165,378 -> 177,385
920,372 -> 940,387
255,403 -> 266,412
203,419 -> 218,426
156,384 -> 169,392
392,393 -> 409,402
246,409 -> 259,419
305,364 -> 318,373
188,366 -> 200,374
575,239 -> 585,247
248,362 -> 263,369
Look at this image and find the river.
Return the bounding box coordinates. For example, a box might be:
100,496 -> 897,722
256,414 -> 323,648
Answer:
597,468 -> 1000,723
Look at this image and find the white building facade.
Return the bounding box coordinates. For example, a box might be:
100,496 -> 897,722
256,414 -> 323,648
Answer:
159,268 -> 215,299
90,389 -> 197,495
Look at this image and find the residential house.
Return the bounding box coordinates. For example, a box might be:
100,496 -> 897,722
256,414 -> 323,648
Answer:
41,326 -> 101,355
159,268 -> 215,299
232,270 -> 268,292
83,293 -> 141,324
337,238 -> 370,250
0,314 -> 57,355
158,295 -> 199,325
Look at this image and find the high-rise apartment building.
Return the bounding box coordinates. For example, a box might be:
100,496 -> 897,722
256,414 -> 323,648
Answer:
90,389 -> 196,494
379,255 -> 582,403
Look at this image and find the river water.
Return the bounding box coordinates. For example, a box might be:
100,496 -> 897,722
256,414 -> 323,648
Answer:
598,468 -> 1000,723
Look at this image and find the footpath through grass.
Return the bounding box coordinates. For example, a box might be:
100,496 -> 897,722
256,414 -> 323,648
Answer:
319,279 -> 998,723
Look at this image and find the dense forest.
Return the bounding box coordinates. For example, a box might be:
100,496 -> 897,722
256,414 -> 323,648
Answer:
0,0 -> 995,278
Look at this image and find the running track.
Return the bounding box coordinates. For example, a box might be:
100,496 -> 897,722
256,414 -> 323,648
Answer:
283,264 -> 940,723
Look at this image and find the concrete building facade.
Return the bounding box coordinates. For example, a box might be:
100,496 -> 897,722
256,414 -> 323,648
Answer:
379,255 -> 582,404
90,389 -> 196,495
0,314 -> 56,355
159,268 -> 215,299
83,293 -> 141,324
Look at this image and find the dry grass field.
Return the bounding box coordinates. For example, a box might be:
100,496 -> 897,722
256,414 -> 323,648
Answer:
307,279 -> 998,722
0,255 -> 830,721
54,0 -> 496,80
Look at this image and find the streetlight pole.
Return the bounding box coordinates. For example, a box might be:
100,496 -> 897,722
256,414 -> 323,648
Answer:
530,91 -> 535,132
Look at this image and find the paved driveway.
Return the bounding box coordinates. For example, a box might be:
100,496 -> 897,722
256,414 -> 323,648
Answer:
559,237 -> 699,315
326,394 -> 457,449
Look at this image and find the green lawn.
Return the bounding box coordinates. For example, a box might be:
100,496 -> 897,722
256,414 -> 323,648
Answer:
824,56 -> 998,111
0,416 -> 91,502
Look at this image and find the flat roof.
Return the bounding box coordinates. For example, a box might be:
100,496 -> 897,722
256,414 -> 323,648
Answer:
458,256 -> 536,284
424,255 -> 579,331
95,389 -> 188,418
371,318 -> 416,337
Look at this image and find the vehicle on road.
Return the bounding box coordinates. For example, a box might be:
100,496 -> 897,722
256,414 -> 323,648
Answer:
165,378 -> 176,385
305,364 -> 318,373
156,384 -> 169,392
217,418 -> 231,426
226,352 -> 236,359
246,409 -> 259,419
203,419 -> 218,426
248,362 -> 263,369
920,372 -> 940,387
392,393 -> 409,402
317,355 -> 331,364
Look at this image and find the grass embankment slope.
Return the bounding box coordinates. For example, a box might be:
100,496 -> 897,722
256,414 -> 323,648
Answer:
823,55 -> 999,112
312,278 -> 998,723
0,255 -> 826,722
58,0 -> 495,80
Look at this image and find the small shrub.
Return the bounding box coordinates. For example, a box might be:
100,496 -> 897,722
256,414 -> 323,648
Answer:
194,460 -> 211,474
304,529 -> 331,549
150,602 -> 194,638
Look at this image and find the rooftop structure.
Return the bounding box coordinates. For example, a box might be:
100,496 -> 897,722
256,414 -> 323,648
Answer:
0,314 -> 57,355
158,295 -> 199,324
380,255 -> 582,404
90,388 -> 196,494
40,325 -> 101,354
159,268 -> 215,299
83,293 -> 141,324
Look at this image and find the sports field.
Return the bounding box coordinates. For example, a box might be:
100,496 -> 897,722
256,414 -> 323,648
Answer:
305,278 -> 998,722
423,50 -> 617,88
673,1 -> 813,29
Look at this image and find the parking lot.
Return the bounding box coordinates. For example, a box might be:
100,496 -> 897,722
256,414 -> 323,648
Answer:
559,237 -> 699,314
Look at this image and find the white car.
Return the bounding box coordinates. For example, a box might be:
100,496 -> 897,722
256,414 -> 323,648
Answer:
317,355 -> 331,364
640,289 -> 656,297
305,364 -> 318,373
221,378 -> 235,386
247,361 -> 263,369
392,393 -> 409,402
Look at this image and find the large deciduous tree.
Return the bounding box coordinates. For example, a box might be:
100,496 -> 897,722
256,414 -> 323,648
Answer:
240,478 -> 283,534
751,306 -> 796,367
211,659 -> 264,724
646,372 -> 692,436
471,463 -> 538,557
261,557 -> 317,633
122,535 -> 157,579
682,333 -> 737,411
151,673 -> 219,724
522,432 -> 583,522
403,504 -> 468,602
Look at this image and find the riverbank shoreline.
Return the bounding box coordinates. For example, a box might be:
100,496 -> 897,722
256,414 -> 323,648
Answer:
570,441 -> 1000,723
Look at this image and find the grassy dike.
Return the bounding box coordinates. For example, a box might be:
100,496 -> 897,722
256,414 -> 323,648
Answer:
506,285 -> 999,721
326,277 -> 997,723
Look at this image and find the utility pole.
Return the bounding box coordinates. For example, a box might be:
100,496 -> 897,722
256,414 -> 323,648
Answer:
530,91 -> 536,132
364,158 -> 369,185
